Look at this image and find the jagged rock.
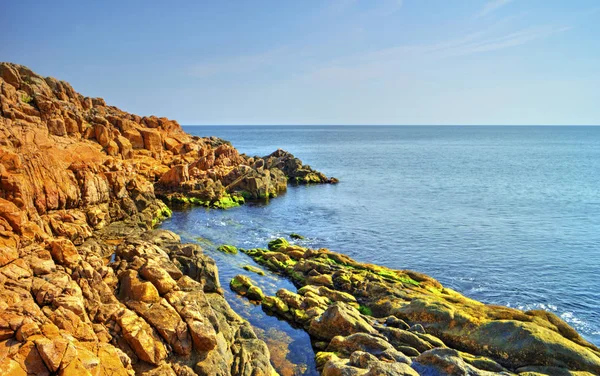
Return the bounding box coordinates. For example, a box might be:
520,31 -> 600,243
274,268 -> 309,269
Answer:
117,309 -> 167,365
309,302 -> 377,341
119,270 -> 161,303
139,259 -> 177,295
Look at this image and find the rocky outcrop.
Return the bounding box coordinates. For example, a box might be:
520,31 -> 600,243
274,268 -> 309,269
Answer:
3,62 -> 596,376
0,62 -> 337,375
230,240 -> 600,375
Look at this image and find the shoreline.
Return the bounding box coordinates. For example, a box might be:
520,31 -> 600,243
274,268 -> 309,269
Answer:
1,62 -> 599,375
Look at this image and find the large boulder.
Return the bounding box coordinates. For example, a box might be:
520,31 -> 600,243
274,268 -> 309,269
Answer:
309,302 -> 377,341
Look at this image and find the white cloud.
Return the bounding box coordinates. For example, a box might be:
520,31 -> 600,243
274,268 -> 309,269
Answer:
475,0 -> 514,18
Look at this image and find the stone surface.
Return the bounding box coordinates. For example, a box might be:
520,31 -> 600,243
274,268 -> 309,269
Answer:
238,240 -> 600,375
0,63 -> 289,376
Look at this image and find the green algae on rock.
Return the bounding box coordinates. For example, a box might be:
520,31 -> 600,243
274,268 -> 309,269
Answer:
268,237 -> 290,251
217,244 -> 239,254
231,239 -> 600,375
243,264 -> 266,275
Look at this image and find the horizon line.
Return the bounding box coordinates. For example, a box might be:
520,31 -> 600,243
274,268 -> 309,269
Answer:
181,124 -> 600,127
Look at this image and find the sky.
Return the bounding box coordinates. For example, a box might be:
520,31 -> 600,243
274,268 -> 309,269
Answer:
1,0 -> 599,125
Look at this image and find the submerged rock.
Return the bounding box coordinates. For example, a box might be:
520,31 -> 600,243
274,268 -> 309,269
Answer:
243,264 -> 266,276
217,244 -> 238,254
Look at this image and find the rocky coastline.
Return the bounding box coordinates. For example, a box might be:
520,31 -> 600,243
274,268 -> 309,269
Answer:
0,62 -> 598,375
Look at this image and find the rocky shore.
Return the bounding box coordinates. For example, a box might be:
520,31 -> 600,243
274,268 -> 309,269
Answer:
0,62 -> 598,375
226,238 -> 600,375
0,62 -> 333,375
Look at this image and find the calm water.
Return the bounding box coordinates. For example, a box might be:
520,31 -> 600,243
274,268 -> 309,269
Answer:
162,126 -> 600,372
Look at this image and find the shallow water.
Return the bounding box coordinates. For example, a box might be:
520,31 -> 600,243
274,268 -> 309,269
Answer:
164,125 -> 600,360
162,208 -> 319,375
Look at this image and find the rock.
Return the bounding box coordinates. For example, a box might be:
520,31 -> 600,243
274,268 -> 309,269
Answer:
216,244 -> 238,254
119,270 -> 161,303
384,316 -> 410,330
268,237 -> 290,252
139,129 -> 162,151
230,275 -> 264,301
117,309 -> 167,365
309,303 -> 378,340
327,333 -> 411,363
242,265 -> 265,275
413,348 -> 476,376
139,259 -> 178,295
409,323 -> 426,334
290,233 -> 304,240
127,299 -> 192,356
34,337 -> 70,373
377,326 -> 435,353
49,239 -> 81,267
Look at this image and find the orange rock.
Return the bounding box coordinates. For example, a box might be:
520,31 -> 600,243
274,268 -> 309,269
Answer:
119,270 -> 160,303
49,239 -> 80,267
34,337 -> 66,373
139,129 -> 162,151
117,310 -> 167,365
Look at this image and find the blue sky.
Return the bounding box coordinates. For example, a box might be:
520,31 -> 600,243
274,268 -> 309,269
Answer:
2,0 -> 599,125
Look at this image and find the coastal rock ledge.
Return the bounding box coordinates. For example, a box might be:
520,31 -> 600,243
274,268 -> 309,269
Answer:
0,61 -> 596,376
0,62 -> 337,376
233,240 -> 600,375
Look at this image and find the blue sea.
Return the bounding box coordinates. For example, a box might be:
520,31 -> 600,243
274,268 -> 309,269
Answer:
161,125 -> 600,374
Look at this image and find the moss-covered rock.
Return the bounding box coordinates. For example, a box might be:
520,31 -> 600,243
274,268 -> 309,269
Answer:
268,237 -> 290,252
216,244 -> 238,254
242,265 -> 265,276
289,233 -> 304,240
240,240 -> 600,375
230,275 -> 264,301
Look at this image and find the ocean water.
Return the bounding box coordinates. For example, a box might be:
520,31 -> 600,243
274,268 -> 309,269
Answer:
161,125 -> 600,373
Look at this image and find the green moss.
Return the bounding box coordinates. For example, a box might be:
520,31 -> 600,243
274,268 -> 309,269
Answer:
217,244 -> 238,254
268,237 -> 290,252
289,270 -> 305,283
315,352 -> 339,369
213,195 -> 239,209
358,305 -> 373,316
243,265 -> 265,276
21,93 -> 33,104
289,233 -> 305,240
188,197 -> 207,206
398,275 -> 421,286
230,277 -> 245,292
247,285 -> 265,300
292,308 -> 309,322
373,269 -> 420,286
238,190 -> 253,199
151,205 -> 172,228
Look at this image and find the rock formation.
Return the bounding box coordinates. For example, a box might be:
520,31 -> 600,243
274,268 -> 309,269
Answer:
231,239 -> 600,375
0,62 -> 334,375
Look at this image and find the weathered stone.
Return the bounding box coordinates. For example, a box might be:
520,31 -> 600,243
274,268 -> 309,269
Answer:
309,303 -> 377,340
117,310 -> 167,365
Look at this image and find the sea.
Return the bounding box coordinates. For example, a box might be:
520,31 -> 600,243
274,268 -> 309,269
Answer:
160,125 -> 600,375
